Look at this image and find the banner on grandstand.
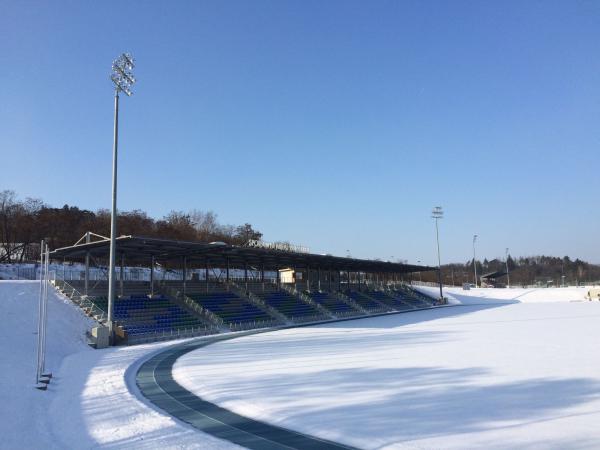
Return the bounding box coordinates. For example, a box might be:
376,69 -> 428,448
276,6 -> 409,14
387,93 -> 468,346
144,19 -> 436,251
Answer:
247,239 -> 309,254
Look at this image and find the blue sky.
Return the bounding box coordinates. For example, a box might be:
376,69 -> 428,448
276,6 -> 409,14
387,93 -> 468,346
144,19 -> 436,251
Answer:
2,1 -> 599,264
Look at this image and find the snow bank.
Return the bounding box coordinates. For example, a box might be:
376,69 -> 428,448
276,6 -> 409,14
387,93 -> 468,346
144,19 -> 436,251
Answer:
174,301 -> 600,449
0,281 -> 238,449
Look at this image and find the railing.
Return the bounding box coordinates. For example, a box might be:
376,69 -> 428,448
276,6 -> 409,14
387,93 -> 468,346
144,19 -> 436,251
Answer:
334,291 -> 368,315
357,290 -> 400,311
227,281 -> 247,297
410,280 -> 442,288
0,265 -> 38,280
229,281 -> 290,324
227,318 -> 279,332
288,314 -> 328,324
247,291 -> 289,324
281,285 -> 335,319
53,279 -> 108,322
350,295 -> 390,313
182,292 -> 225,326
126,325 -> 218,345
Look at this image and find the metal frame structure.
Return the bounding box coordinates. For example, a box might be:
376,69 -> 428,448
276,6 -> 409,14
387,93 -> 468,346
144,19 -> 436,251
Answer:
51,235 -> 435,276
50,235 -> 438,346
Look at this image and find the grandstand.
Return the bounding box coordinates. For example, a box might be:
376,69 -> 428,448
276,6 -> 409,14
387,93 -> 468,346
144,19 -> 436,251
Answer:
50,235 -> 441,345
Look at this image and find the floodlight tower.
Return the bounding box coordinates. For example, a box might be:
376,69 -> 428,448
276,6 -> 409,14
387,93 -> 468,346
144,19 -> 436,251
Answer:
107,53 -> 136,342
472,234 -> 478,288
505,247 -> 510,288
431,206 -> 443,300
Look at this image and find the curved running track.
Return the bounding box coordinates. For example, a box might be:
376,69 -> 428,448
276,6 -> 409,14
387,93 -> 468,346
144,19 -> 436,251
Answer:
136,330 -> 358,450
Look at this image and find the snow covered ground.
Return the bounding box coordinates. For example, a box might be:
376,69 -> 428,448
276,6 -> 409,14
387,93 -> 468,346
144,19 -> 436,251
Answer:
174,288 -> 600,449
5,279 -> 600,449
0,281 -> 238,449
416,285 -> 591,305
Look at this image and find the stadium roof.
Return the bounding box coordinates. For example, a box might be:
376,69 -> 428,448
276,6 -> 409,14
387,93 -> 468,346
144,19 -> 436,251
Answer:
50,235 -> 436,274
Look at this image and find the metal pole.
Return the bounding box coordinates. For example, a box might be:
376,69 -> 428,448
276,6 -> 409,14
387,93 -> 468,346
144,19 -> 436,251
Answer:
473,235 -> 478,288
35,240 -> 44,385
317,267 -> 321,291
41,244 -> 50,376
120,253 -> 124,297
206,260 -> 210,293
435,218 -> 443,299
84,232 -> 90,295
107,90 -> 119,342
183,256 -> 187,297
505,248 -> 510,288
226,258 -> 230,285
150,256 -> 155,296
40,244 -> 47,375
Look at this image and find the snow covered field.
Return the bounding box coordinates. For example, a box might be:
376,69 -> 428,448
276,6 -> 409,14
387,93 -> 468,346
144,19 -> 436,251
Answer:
4,280 -> 600,449
417,285 -> 591,304
174,288 -> 600,449
0,281 -> 237,449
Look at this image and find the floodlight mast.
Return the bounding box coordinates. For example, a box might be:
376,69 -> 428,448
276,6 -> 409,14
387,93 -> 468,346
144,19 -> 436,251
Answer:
107,53 -> 135,343
431,206 -> 444,300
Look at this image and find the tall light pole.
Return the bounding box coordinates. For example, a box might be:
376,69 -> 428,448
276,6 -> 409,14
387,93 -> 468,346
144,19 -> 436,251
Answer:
417,260 -> 422,283
432,206 -> 443,300
505,247 -> 510,288
107,53 -> 136,342
472,234 -> 478,288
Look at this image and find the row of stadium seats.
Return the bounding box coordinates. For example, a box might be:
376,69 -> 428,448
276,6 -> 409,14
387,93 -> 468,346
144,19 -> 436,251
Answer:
254,290 -> 326,322
58,279 -> 439,343
345,290 -> 390,313
366,290 -> 416,310
186,291 -> 275,327
307,291 -> 359,316
88,294 -> 209,338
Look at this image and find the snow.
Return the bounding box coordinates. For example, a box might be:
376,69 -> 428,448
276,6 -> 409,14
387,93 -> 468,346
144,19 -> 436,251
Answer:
0,280 -> 238,449
415,285 -> 591,305
173,290 -> 600,449
6,277 -> 600,449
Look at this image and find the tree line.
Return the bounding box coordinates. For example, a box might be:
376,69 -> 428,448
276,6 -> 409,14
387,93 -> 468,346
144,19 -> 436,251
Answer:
417,255 -> 600,287
0,190 -> 262,262
3,188 -> 599,285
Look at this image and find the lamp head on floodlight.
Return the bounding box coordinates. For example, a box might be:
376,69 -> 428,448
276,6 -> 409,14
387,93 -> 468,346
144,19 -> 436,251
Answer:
473,234 -> 478,243
111,53 -> 136,96
431,206 -> 443,220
